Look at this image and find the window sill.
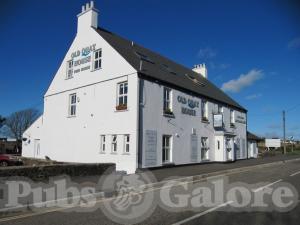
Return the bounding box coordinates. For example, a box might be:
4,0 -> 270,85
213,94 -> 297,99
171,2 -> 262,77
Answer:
65,77 -> 73,80
122,152 -> 130,155
99,151 -> 106,154
111,152 -> 118,155
115,109 -> 129,113
91,67 -> 102,72
163,112 -> 175,118
202,119 -> 210,124
67,115 -> 76,118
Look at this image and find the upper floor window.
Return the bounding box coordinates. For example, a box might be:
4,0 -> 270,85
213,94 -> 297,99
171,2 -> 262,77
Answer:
111,135 -> 117,153
230,110 -> 235,125
163,87 -> 172,115
116,82 -> 128,110
124,135 -> 130,153
201,100 -> 208,121
217,105 -> 223,114
66,60 -> 73,79
162,135 -> 172,163
100,135 -> 106,153
93,49 -> 102,70
68,93 -> 77,116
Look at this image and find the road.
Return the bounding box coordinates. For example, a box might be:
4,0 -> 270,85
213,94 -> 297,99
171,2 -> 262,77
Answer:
0,159 -> 300,225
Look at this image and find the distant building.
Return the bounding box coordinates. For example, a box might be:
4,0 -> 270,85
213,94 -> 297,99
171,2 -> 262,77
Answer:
23,1 -> 248,173
0,138 -> 21,155
247,132 -> 262,158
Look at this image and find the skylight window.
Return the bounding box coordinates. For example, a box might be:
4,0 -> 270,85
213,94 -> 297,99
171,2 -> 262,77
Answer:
161,64 -> 177,75
135,51 -> 154,64
185,74 -> 205,87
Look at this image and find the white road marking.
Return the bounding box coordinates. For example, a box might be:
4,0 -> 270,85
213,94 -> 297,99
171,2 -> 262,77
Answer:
290,171 -> 300,177
171,201 -> 234,225
252,179 -> 282,193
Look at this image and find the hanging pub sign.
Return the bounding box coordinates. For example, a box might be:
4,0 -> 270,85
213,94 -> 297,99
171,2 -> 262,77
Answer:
177,96 -> 199,116
213,114 -> 223,128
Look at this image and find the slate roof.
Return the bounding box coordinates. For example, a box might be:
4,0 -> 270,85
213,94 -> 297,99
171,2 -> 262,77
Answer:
95,27 -> 246,112
247,131 -> 262,141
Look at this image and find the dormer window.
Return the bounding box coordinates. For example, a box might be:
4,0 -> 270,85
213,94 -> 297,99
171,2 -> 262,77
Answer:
93,49 -> 102,70
66,60 -> 73,79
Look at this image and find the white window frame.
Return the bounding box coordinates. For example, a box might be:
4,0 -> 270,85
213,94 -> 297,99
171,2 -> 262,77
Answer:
201,100 -> 208,120
93,49 -> 102,70
100,135 -> 106,153
230,110 -> 235,125
66,60 -> 74,79
226,138 -> 232,151
124,135 -> 130,153
117,82 -> 128,109
162,135 -> 172,163
68,93 -> 77,117
201,137 -> 209,160
163,87 -> 172,113
218,105 -> 223,114
111,135 -> 117,153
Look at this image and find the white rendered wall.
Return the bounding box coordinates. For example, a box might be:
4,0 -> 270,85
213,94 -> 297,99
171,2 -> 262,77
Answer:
140,79 -> 247,168
23,26 -> 139,174
22,116 -> 43,158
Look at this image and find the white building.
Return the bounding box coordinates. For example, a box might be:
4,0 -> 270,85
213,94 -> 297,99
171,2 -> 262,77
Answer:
23,1 -> 249,174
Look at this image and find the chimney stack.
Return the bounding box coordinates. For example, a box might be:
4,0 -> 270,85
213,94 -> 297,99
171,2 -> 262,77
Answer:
193,64 -> 207,79
77,1 -> 99,34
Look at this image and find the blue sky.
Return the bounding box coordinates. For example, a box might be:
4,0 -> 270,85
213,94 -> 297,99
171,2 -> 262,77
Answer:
0,0 -> 300,139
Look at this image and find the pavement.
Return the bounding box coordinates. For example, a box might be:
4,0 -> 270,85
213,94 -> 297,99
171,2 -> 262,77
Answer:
1,154 -> 300,225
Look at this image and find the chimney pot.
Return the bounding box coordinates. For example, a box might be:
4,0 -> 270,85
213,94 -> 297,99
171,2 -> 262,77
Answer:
86,3 -> 90,9
82,5 -> 85,12
90,1 -> 94,8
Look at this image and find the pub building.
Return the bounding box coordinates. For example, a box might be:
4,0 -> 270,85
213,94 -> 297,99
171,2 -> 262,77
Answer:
23,1 -> 249,174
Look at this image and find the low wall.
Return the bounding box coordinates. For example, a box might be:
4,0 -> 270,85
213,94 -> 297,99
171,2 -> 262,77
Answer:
0,163 -> 115,180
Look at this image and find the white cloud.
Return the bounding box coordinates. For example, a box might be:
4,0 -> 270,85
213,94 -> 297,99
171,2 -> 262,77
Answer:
221,69 -> 264,93
197,47 -> 217,59
245,93 -> 262,100
288,37 -> 300,49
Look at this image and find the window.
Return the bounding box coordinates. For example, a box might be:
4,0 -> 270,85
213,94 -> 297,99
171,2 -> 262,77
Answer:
111,135 -> 117,153
201,100 -> 208,121
124,135 -> 130,153
100,135 -> 106,153
163,87 -> 172,114
66,60 -> 73,79
217,140 -> 220,150
162,135 -> 172,163
116,82 -> 128,110
226,138 -> 232,151
230,110 -> 235,125
68,93 -> 77,116
218,105 -> 223,114
201,137 -> 209,160
93,49 -> 102,70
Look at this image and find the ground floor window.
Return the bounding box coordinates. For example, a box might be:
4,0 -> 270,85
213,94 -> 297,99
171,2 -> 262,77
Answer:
124,135 -> 130,153
226,138 -> 232,151
162,135 -> 172,163
112,135 -> 117,153
100,135 -> 106,153
201,137 -> 209,160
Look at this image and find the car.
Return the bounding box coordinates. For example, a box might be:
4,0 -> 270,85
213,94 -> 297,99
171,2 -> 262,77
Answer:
0,154 -> 23,167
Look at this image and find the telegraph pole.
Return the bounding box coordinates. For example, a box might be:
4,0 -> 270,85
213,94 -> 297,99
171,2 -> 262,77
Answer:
283,110 -> 286,154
